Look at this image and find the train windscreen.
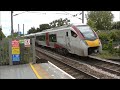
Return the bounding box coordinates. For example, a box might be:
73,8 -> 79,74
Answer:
77,26 -> 97,40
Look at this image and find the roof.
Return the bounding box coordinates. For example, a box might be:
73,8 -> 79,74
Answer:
25,24 -> 89,36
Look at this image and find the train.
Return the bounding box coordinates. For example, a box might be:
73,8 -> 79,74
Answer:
23,24 -> 102,56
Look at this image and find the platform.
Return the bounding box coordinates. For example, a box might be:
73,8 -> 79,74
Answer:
0,62 -> 74,79
0,64 -> 37,79
39,61 -> 74,79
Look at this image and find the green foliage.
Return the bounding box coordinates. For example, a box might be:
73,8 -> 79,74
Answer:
111,21 -> 120,30
39,24 -> 51,31
98,31 -> 108,41
0,28 -> 6,40
107,39 -> 113,53
87,11 -> 114,30
98,30 -> 120,42
27,18 -> 71,34
98,30 -> 120,55
49,18 -> 70,28
7,32 -> 20,38
109,30 -> 118,41
27,27 -> 36,34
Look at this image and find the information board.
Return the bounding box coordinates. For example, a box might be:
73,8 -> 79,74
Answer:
12,40 -> 20,62
12,54 -> 20,61
24,39 -> 30,47
12,47 -> 20,54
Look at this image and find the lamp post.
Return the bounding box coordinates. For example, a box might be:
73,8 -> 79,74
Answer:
82,11 -> 84,24
11,11 -> 13,39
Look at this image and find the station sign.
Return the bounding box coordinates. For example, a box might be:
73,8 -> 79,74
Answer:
12,40 -> 20,62
24,39 -> 30,47
12,54 -> 20,61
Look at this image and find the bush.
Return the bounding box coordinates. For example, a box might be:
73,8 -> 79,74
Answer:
109,30 -> 120,41
98,30 -> 120,42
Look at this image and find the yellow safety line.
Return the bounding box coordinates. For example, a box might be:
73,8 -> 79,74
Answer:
29,63 -> 42,79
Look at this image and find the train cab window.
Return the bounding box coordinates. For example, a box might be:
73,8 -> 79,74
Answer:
71,30 -> 77,38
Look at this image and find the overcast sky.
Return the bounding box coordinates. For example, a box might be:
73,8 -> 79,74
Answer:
0,11 -> 120,37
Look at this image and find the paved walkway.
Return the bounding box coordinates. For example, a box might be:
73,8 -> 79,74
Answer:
0,64 -> 37,79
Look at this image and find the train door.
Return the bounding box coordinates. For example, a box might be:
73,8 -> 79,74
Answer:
69,30 -> 80,54
65,31 -> 71,51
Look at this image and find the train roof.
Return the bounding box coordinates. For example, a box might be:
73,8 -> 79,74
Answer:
35,24 -> 88,34
24,33 -> 36,37
26,24 -> 89,36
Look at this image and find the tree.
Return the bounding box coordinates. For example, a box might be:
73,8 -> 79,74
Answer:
39,24 -> 51,32
87,11 -> 114,30
49,18 -> 70,28
27,27 -> 36,34
27,18 -> 71,34
111,21 -> 120,30
0,28 -> 6,40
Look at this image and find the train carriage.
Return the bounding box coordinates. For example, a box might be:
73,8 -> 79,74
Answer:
24,24 -> 102,56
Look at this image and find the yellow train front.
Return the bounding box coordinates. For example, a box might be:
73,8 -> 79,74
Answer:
71,24 -> 102,56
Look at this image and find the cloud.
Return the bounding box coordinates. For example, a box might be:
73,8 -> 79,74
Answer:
0,11 -> 119,37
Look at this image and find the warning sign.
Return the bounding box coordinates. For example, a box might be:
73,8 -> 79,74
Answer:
12,40 -> 19,47
24,39 -> 30,47
12,47 -> 20,54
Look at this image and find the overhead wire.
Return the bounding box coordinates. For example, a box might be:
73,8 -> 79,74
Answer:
13,11 -> 29,16
63,11 -> 82,20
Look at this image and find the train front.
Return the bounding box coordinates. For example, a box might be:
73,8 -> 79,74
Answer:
75,25 -> 102,56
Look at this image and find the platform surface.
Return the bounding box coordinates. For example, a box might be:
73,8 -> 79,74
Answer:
0,64 -> 37,79
39,62 -> 74,79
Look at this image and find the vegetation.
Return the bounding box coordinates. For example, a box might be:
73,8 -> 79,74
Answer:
27,11 -> 120,59
97,30 -> 120,59
0,28 -> 6,40
111,21 -> 120,30
87,11 -> 114,30
86,11 -> 120,59
27,18 -> 70,34
7,31 -> 23,38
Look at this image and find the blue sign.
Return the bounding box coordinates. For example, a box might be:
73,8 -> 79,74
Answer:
12,54 -> 20,61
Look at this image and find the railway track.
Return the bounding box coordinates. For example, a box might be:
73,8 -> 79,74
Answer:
85,56 -> 120,77
63,53 -> 120,78
35,46 -> 117,79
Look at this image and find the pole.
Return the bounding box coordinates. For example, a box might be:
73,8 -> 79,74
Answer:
11,11 -> 13,38
82,11 -> 84,24
32,38 -> 36,64
23,24 -> 24,36
9,38 -> 13,65
18,24 -> 19,36
0,11 -> 1,29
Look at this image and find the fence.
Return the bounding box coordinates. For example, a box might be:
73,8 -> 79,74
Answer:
0,38 -> 9,65
0,37 -> 36,66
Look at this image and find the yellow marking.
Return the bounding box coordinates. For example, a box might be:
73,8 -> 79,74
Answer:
85,39 -> 100,47
29,63 -> 42,79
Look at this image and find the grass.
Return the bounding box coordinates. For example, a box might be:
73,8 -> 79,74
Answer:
96,50 -> 120,59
